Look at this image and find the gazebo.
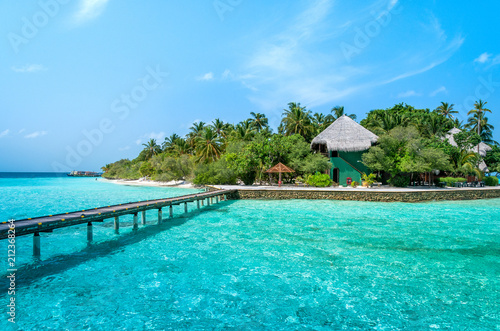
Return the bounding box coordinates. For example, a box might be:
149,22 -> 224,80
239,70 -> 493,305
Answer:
310,115 -> 378,185
265,162 -> 295,187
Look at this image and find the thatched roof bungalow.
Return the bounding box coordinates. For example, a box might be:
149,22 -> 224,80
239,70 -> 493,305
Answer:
444,128 -> 492,172
311,115 -> 378,185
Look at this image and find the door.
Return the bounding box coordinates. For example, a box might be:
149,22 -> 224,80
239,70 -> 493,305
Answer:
333,168 -> 339,183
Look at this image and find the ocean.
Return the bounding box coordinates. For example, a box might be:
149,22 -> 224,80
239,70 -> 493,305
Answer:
1,173 -> 499,329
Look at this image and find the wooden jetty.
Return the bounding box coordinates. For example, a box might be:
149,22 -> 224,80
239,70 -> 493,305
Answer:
0,189 -> 234,257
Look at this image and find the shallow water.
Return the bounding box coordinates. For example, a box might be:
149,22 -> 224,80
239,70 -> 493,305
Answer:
1,175 -> 499,329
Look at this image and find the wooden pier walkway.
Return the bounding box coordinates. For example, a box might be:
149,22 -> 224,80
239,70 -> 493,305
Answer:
1,189 -> 234,256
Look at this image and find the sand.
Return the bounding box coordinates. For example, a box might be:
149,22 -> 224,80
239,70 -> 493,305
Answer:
101,177 -> 196,189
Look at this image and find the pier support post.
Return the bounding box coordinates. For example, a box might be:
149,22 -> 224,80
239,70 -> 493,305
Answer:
223,194 -> 226,201
216,195 -> 219,203
169,205 -> 173,218
158,209 -> 162,224
197,199 -> 200,209
133,213 -> 138,230
33,232 -> 41,258
207,197 -> 210,206
184,202 -> 188,213
87,222 -> 93,243
114,216 -> 120,234
141,211 -> 146,225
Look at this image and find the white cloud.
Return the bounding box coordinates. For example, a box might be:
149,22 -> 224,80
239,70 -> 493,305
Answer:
222,69 -> 233,79
118,146 -> 130,151
11,64 -> 47,73
197,72 -> 214,81
429,14 -> 446,41
430,86 -> 447,97
474,52 -> 492,64
25,131 -> 48,139
397,90 -> 421,98
0,129 -> 9,138
236,1 -> 463,114
18,129 -> 25,134
136,132 -> 165,145
74,0 -> 109,24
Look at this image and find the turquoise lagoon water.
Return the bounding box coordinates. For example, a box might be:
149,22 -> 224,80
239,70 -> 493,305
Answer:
1,174 -> 499,329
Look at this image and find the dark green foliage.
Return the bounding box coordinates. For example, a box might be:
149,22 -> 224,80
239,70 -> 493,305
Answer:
485,145 -> 500,174
193,159 -> 237,185
139,161 -> 155,177
101,159 -> 142,179
240,171 -> 257,185
225,133 -> 330,184
454,131 -> 481,151
360,103 -> 455,137
151,154 -> 194,182
439,177 -> 466,186
362,126 -> 451,179
388,175 -> 410,187
484,176 -> 499,186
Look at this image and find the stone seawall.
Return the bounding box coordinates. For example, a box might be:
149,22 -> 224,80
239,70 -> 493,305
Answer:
224,188 -> 500,202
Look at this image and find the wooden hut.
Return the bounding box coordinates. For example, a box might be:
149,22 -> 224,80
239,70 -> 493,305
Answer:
310,115 -> 378,185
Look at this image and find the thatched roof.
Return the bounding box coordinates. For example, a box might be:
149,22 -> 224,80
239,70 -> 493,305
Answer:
311,115 -> 378,152
265,163 -> 295,173
444,128 -> 461,147
444,128 -> 492,157
479,160 -> 489,172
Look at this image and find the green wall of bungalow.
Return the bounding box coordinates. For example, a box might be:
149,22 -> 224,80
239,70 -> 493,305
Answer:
328,151 -> 370,186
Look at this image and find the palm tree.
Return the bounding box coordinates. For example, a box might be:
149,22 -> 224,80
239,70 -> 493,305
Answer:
249,112 -> 269,132
142,139 -> 161,159
173,138 -> 191,155
210,119 -> 226,138
454,150 -> 480,177
466,115 -> 496,144
195,127 -> 222,163
281,102 -> 314,140
436,102 -> 458,119
162,133 -> 180,152
312,112 -> 334,134
363,110 -> 408,135
187,121 -> 206,148
422,113 -> 445,138
453,118 -> 464,130
468,99 -> 492,154
233,119 -> 255,141
468,100 -> 491,136
331,106 -> 357,120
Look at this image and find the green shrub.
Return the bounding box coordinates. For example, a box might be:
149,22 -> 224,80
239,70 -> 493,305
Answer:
439,177 -> 466,186
193,160 -> 237,185
351,181 -> 359,188
389,175 -> 410,187
240,171 -> 256,185
139,161 -> 155,177
484,176 -> 499,186
305,172 -> 332,187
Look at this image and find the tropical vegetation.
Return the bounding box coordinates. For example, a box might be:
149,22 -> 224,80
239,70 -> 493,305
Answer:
102,100 -> 499,187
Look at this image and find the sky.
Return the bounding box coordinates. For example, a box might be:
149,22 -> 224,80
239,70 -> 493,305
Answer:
1,0 -> 500,172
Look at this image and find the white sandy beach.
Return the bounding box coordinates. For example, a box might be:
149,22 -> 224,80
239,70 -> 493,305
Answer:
101,177 -> 196,189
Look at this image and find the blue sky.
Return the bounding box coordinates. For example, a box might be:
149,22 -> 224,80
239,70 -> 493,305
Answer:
1,0 -> 499,172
